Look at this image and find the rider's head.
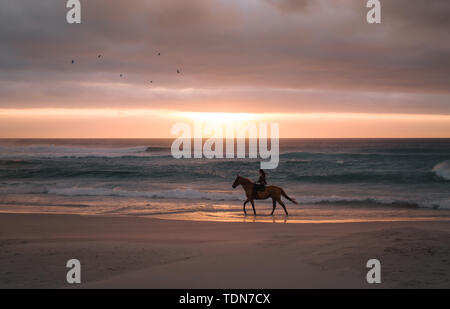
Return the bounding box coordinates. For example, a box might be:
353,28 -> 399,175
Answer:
259,169 -> 265,177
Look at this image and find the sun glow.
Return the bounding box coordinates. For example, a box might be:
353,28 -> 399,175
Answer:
175,112 -> 263,124
1,108 -> 450,138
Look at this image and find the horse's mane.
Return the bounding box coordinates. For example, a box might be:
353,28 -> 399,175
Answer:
239,176 -> 253,184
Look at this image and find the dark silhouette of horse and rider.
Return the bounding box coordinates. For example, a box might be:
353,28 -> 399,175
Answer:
232,169 -> 297,216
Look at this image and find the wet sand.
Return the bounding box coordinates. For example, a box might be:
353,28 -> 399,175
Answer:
1,213 -> 450,288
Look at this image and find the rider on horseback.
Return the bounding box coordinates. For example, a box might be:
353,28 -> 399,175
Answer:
232,173 -> 297,215
253,169 -> 267,199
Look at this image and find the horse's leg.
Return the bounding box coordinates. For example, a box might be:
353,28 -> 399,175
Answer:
270,199 -> 277,215
250,200 -> 256,215
243,199 -> 249,214
278,199 -> 289,216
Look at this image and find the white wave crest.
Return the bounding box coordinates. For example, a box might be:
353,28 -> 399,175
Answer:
432,160 -> 450,181
45,187 -> 450,209
48,187 -> 243,201
0,145 -> 161,158
295,195 -> 450,210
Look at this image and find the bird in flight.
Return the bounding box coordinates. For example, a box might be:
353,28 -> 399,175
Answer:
69,50 -> 182,87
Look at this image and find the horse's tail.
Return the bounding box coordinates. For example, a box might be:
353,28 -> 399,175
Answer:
281,188 -> 298,205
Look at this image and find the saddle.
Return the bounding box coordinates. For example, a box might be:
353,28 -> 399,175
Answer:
253,184 -> 266,199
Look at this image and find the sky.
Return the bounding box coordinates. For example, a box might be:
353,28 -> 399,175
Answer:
0,0 -> 449,138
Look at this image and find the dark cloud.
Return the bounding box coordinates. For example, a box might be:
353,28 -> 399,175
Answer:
0,0 -> 449,113
264,0 -> 311,13
384,0 -> 450,29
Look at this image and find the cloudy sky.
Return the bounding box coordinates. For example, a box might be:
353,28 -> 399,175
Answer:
1,0 -> 449,137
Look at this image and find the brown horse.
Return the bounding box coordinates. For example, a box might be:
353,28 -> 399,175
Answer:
232,175 -> 298,216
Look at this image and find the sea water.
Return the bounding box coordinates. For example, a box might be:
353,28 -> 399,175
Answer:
0,138 -> 449,223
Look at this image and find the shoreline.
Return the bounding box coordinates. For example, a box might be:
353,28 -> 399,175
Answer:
1,208 -> 450,224
1,212 -> 450,288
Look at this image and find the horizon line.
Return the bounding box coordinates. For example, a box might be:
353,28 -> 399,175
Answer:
1,137 -> 450,140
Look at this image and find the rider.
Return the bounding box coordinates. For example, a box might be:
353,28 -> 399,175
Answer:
253,169 -> 267,199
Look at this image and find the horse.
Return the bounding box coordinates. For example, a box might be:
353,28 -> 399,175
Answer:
231,175 -> 298,216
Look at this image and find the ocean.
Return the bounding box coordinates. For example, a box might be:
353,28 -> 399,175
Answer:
0,138 -> 449,223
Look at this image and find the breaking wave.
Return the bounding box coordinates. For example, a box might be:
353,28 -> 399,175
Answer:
47,187 -> 243,201
0,145 -> 168,158
41,187 -> 450,209
432,160 -> 450,181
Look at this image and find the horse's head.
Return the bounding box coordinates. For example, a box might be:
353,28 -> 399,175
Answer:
232,175 -> 240,188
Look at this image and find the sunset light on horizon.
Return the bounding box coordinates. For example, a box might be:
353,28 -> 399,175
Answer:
1,108 -> 450,138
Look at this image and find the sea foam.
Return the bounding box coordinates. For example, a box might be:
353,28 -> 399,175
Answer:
432,160 -> 450,181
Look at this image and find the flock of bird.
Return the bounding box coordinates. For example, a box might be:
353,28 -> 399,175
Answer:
71,52 -> 181,85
